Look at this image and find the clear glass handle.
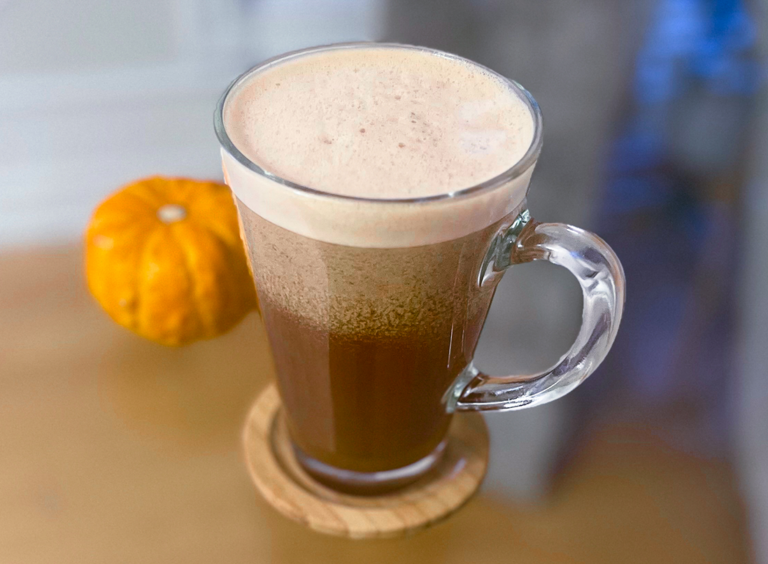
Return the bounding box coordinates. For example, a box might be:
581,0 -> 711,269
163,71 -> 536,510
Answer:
448,212 -> 626,412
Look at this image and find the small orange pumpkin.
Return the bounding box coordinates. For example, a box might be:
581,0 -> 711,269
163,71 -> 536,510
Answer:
85,176 -> 257,346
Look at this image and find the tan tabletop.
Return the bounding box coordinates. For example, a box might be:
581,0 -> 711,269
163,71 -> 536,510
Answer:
0,247 -> 749,563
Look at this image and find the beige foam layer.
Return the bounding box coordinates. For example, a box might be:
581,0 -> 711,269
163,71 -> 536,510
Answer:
223,46 -> 534,200
223,149 -> 532,248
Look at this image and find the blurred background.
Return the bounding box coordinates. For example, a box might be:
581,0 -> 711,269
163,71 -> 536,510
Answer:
1,0 -> 766,562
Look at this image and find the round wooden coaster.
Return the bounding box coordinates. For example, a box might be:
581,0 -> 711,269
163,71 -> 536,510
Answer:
242,384 -> 489,539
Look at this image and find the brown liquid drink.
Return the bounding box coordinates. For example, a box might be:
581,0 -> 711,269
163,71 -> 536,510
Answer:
237,204 -> 522,478
219,44 -> 537,491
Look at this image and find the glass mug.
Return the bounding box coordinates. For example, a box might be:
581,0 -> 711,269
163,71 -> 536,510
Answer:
215,43 -> 625,493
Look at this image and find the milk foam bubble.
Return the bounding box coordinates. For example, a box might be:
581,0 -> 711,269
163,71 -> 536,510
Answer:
221,45 -> 536,248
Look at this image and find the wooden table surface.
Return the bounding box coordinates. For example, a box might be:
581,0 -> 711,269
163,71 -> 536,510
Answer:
0,246 -> 750,563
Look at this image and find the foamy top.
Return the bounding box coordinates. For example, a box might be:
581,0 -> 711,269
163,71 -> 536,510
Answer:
219,44 -> 539,247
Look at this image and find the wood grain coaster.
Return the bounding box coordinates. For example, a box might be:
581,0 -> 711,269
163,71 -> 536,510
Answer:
242,383 -> 489,539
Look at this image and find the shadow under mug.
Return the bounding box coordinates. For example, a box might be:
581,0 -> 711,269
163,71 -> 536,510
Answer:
215,42 -> 625,494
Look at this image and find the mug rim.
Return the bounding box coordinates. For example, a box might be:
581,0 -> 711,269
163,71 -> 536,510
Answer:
214,41 -> 544,205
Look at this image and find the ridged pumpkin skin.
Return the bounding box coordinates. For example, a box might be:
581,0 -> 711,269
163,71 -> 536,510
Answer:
85,176 -> 257,346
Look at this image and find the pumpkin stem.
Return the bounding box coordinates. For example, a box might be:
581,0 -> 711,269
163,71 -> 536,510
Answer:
157,204 -> 187,224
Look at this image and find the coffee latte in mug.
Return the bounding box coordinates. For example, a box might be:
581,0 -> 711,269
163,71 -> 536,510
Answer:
216,43 -> 625,493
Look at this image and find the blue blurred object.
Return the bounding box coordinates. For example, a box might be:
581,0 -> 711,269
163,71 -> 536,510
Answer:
584,0 -> 759,456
